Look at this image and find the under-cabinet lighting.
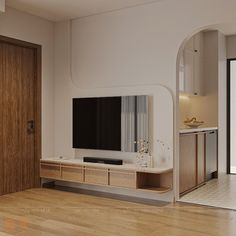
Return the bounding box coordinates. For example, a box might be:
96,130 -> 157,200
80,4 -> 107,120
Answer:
179,95 -> 189,100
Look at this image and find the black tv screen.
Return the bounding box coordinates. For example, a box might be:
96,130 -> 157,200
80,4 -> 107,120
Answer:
73,97 -> 121,151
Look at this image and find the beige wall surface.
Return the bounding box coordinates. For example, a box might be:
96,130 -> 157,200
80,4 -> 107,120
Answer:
218,32 -> 227,173
227,35 -> 236,59
0,7 -> 55,157
0,0 -> 5,12
53,0 -> 236,199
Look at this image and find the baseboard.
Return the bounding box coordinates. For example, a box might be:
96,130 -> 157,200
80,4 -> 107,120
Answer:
44,184 -> 170,207
42,181 -> 56,188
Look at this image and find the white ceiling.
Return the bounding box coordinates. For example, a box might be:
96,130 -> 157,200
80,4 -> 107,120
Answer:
6,0 -> 163,22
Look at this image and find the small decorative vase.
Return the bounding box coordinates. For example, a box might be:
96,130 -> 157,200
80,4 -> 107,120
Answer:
148,155 -> 153,168
136,153 -> 147,167
135,139 -> 150,168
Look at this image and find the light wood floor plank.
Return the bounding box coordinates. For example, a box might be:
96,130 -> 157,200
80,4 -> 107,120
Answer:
0,188 -> 235,235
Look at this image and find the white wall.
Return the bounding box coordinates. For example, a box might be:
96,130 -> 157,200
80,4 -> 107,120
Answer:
54,22 -> 174,200
0,0 -> 5,12
53,0 -> 236,200
227,35 -> 236,59
69,0 -> 236,90
0,7 -> 55,157
218,32 -> 227,173
226,36 -> 236,169
54,22 -> 174,166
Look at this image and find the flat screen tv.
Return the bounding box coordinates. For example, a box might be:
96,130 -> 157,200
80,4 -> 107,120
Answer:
73,97 -> 122,151
73,95 -> 149,152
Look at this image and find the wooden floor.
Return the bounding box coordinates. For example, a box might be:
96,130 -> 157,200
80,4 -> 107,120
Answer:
0,189 -> 235,236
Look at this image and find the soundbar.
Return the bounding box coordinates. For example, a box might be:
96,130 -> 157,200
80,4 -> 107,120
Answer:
83,157 -> 123,165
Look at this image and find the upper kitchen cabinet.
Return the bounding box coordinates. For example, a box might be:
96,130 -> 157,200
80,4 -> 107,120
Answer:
179,32 -> 204,96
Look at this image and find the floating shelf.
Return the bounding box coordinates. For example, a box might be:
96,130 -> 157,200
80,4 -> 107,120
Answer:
136,172 -> 172,193
137,186 -> 172,193
40,160 -> 173,194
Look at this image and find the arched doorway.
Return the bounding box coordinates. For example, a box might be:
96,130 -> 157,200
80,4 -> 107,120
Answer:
176,24 -> 236,209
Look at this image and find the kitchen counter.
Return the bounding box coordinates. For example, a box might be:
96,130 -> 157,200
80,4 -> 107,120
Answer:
179,127 -> 218,134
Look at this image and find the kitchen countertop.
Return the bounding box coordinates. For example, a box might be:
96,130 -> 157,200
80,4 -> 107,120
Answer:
179,127 -> 218,134
41,157 -> 173,174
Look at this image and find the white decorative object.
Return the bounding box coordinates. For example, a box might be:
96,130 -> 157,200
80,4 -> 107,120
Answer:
157,139 -> 171,168
135,139 -> 152,168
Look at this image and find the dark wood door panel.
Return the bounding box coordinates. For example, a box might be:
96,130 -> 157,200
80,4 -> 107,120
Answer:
197,133 -> 206,185
0,43 -> 3,195
20,46 -> 36,190
0,37 -> 41,195
179,134 -> 197,194
2,43 -> 23,194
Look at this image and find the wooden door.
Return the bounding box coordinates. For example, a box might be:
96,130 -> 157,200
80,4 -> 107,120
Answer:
0,37 -> 41,195
0,42 -> 4,195
179,134 -> 197,194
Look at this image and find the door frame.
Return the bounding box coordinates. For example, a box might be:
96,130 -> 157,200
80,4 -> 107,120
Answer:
0,35 -> 42,187
227,58 -> 236,175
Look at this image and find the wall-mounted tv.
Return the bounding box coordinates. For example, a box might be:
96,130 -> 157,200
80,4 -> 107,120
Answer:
73,96 -> 149,152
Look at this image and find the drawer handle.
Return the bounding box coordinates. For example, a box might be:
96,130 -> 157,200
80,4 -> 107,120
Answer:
85,168 -> 108,171
61,165 -> 82,169
41,163 -> 60,168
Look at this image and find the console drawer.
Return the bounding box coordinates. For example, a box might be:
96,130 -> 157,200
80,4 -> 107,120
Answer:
61,164 -> 83,183
40,162 -> 61,180
84,167 -> 108,185
109,170 -> 136,188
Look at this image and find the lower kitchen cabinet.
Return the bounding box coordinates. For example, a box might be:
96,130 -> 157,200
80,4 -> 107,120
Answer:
179,134 -> 197,194
197,133 -> 206,185
179,130 -> 218,195
206,131 -> 218,180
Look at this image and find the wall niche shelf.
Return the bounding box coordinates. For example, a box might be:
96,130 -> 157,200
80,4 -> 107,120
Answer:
40,159 -> 173,194
136,172 -> 172,193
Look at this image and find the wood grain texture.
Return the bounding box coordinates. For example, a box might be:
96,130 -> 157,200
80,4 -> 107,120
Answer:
179,134 -> 197,194
40,161 -> 173,193
160,171 -> 173,189
40,163 -> 61,180
197,133 -> 206,185
61,165 -> 83,183
109,170 -> 136,188
84,167 -> 109,185
0,36 -> 41,195
136,172 -> 172,193
0,43 -> 3,196
2,43 -> 23,194
0,188 -> 236,236
21,46 -> 36,190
